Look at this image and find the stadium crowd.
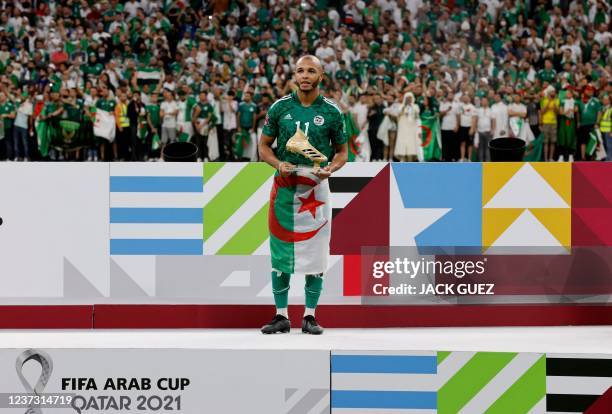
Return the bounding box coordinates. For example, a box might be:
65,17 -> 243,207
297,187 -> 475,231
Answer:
0,0 -> 610,163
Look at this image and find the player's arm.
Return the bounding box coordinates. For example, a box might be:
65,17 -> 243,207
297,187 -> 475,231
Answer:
317,109 -> 348,179
327,143 -> 348,174
258,134 -> 294,177
258,104 -> 294,177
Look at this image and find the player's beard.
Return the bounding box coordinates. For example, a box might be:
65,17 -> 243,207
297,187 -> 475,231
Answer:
298,78 -> 320,93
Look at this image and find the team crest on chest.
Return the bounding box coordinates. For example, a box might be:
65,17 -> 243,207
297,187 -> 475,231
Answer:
313,115 -> 324,126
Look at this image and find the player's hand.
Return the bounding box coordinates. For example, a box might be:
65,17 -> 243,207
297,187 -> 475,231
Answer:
278,162 -> 295,177
314,166 -> 332,180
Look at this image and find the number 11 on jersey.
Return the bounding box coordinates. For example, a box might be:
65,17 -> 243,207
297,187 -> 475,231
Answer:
295,121 -> 310,136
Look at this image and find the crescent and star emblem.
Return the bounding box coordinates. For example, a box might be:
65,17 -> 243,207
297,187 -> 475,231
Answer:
269,175 -> 328,243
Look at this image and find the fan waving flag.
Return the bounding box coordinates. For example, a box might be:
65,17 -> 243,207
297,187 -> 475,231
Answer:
269,171 -> 331,274
419,113 -> 442,161
136,67 -> 162,86
94,109 -> 116,142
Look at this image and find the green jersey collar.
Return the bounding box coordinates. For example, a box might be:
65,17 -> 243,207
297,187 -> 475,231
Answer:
291,91 -> 323,108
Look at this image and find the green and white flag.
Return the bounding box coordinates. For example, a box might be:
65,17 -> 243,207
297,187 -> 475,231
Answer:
418,114 -> 442,161
269,172 -> 331,274
35,119 -> 51,157
93,109 -> 116,142
151,133 -> 161,150
523,133 -> 543,162
586,129 -> 602,158
136,67 -> 162,85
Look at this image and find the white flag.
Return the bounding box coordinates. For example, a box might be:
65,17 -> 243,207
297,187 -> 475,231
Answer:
94,109 -> 116,142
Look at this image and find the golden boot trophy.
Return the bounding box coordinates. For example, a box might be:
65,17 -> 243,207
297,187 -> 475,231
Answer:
285,128 -> 328,173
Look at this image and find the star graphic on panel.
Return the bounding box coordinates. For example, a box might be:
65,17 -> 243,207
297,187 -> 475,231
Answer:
298,190 -> 325,219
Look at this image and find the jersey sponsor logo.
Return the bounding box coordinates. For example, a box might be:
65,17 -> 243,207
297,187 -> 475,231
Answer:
313,115 -> 324,126
283,113 -> 293,120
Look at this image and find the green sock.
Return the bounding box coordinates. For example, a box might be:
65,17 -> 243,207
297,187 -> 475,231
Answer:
271,270 -> 291,309
304,273 -> 324,309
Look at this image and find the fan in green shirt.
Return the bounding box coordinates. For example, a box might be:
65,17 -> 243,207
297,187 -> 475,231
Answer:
335,61 -> 353,83
0,94 -> 16,132
537,60 -> 556,84
95,97 -> 116,113
146,93 -> 161,133
237,93 -> 258,131
579,94 -> 602,127
81,54 -> 104,77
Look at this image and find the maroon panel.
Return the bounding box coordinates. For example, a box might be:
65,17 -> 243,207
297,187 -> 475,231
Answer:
572,163 -> 612,208
330,164 -> 390,255
93,304 -> 612,329
0,306 -> 93,329
585,387 -> 612,414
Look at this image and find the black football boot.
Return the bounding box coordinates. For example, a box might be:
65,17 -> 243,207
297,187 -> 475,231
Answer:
301,315 -> 324,335
261,314 -> 291,334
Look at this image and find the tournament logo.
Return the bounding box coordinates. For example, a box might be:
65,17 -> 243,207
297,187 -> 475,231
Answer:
313,115 -> 324,126
16,349 -> 54,413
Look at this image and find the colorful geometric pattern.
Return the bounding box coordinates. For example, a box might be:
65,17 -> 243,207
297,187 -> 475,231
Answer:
4,161 -> 612,308
483,162 -> 571,251
203,162 -> 274,255
438,351 -> 545,413
330,163 -> 389,255
390,163 -> 482,252
109,163 -> 204,255
331,350 -> 548,413
546,354 -> 612,413
331,351 -> 438,411
572,163 -> 612,246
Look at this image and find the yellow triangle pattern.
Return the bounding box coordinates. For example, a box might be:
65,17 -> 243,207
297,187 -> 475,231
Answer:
530,162 -> 572,206
482,162 -> 524,206
482,208 -> 524,247
529,208 -> 571,247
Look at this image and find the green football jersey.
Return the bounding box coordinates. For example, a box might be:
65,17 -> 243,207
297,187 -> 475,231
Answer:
0,100 -> 15,129
146,104 -> 161,127
238,101 -> 257,128
262,92 -> 347,166
96,98 -> 116,112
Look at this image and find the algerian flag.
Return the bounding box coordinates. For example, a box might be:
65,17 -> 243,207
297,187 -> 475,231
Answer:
586,129 -> 601,157
418,114 -> 442,161
151,133 -> 161,150
523,133 -> 543,162
136,67 -> 162,85
177,121 -> 193,142
510,117 -> 535,143
93,109 -> 116,142
233,130 -> 250,158
269,172 -> 332,274
138,118 -> 148,142
35,119 -> 51,157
